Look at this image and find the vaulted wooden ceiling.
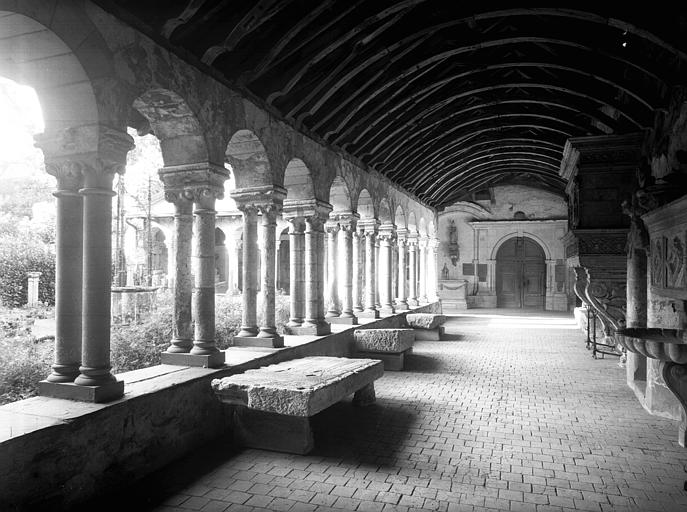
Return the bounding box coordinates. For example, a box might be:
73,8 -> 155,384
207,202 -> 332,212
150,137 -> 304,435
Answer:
95,1 -> 687,210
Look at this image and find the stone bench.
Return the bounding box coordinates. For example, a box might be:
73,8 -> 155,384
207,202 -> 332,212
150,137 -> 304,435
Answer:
405,313 -> 447,340
354,328 -> 415,371
211,356 -> 383,454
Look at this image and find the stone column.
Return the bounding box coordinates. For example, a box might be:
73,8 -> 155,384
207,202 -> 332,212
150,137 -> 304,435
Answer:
418,237 -> 428,303
237,205 -> 259,338
428,237 -> 439,302
375,238 -> 381,309
255,204 -> 283,347
408,236 -> 419,306
359,221 -> 380,318
325,222 -> 340,318
396,230 -> 409,311
391,241 -> 398,303
378,225 -> 395,316
286,216 -> 305,328
338,217 -> 358,323
43,162 -> 83,384
352,228 -> 364,313
166,192 -> 193,353
301,210 -> 331,334
189,187 -> 222,362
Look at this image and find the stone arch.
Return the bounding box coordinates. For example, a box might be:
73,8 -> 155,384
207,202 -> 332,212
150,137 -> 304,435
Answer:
418,217 -> 428,237
357,189 -> 374,219
0,4 -> 113,152
394,205 -> 407,229
427,220 -> 436,237
329,175 -> 352,212
378,198 -> 393,225
408,211 -> 418,234
225,129 -> 271,188
283,157 -> 315,201
490,232 -> 552,260
132,88 -> 208,166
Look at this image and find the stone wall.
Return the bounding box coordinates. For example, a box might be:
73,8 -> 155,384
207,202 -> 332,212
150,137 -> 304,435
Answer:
0,304 -> 440,511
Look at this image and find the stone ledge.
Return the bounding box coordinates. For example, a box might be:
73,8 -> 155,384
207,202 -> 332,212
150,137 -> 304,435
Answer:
233,335 -> 284,348
161,351 -> 226,368
38,379 -> 124,403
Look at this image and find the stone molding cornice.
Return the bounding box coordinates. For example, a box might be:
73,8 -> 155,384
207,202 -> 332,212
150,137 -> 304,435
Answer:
357,218 -> 381,231
282,198 -> 331,220
230,184 -> 287,209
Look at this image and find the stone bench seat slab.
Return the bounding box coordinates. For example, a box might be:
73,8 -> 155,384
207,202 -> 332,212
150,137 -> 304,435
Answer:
211,356 -> 383,417
405,313 -> 447,330
354,328 -> 415,354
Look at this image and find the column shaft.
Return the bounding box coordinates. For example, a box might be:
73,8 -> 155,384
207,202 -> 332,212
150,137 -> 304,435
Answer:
353,230 -> 363,312
167,196 -> 193,352
408,241 -> 418,306
379,231 -> 394,314
288,218 -> 305,326
75,182 -> 117,386
325,224 -> 340,317
47,185 -> 83,382
191,193 -> 218,355
364,230 -> 378,314
340,226 -> 355,318
419,239 -> 428,303
396,238 -> 408,310
239,206 -> 259,337
258,205 -> 281,340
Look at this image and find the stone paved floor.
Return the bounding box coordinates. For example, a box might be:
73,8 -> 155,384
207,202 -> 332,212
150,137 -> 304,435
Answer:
94,310 -> 687,512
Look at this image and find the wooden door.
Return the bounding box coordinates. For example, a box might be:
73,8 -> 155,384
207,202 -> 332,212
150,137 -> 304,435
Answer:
496,237 -> 545,309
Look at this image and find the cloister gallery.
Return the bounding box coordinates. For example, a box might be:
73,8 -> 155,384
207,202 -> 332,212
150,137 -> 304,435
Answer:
2,2 -> 687,511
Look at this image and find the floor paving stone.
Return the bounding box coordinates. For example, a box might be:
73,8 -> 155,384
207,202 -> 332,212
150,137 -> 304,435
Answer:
87,310 -> 687,512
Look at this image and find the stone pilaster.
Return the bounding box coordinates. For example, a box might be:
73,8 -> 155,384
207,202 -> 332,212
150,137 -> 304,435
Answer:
359,220 -> 380,318
396,229 -> 409,311
378,224 -> 396,316
418,237 -> 428,303
325,222 -> 341,318
44,161 -> 83,383
232,186 -> 287,346
352,228 -> 364,313
160,163 -> 229,368
284,200 -> 332,335
407,235 -> 419,307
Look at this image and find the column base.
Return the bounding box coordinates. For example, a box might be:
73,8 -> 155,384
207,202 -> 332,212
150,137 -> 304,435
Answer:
38,379 -> 124,403
357,310 -> 380,319
327,316 -> 358,325
161,351 -> 225,368
233,335 -> 284,348
407,299 -> 419,307
379,307 -> 395,317
325,311 -> 341,318
288,323 -> 331,336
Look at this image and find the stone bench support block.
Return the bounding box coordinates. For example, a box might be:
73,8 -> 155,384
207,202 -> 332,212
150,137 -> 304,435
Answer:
413,326 -> 445,341
356,350 -> 410,371
354,328 -> 415,354
211,356 -> 383,453
405,313 -> 447,330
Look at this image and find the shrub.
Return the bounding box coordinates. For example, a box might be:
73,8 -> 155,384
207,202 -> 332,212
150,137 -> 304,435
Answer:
0,236 -> 55,307
0,335 -> 52,405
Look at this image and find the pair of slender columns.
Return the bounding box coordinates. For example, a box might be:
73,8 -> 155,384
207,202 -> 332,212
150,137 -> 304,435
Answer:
396,232 -> 409,310
160,163 -> 228,367
40,134 -> 133,402
324,216 -> 357,323
407,238 -> 419,306
378,226 -> 395,315
359,221 -> 380,318
284,207 -> 331,335
234,203 -> 283,346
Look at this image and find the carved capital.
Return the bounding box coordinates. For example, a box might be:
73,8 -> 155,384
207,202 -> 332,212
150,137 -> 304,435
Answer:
46,160 -> 84,192
288,216 -> 306,234
258,202 -> 281,223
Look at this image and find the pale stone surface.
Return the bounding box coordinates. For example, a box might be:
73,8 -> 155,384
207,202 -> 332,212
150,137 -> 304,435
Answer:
212,356 -> 383,416
405,313 -> 446,330
354,328 -> 415,353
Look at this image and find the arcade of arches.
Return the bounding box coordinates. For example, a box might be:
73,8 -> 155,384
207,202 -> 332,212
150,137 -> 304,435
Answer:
2,2 -> 687,510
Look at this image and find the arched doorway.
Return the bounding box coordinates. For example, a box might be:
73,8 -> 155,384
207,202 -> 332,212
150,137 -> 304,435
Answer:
496,237 -> 545,309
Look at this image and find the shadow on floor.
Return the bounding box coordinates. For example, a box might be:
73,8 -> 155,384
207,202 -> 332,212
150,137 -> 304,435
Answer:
69,437 -> 240,512
311,398 -> 417,466
403,352 -> 443,372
